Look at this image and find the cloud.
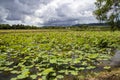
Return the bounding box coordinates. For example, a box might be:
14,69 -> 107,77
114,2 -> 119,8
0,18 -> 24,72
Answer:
0,0 -> 97,26
0,7 -> 8,23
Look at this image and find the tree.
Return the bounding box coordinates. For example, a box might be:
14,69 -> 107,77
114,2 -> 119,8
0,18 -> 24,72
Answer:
94,0 -> 120,30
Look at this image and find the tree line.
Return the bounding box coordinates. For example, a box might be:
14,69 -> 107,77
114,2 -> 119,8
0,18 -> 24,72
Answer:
0,23 -> 119,31
0,24 -> 39,29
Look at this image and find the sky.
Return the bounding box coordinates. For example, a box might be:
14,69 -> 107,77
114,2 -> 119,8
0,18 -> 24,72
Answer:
0,0 -> 98,26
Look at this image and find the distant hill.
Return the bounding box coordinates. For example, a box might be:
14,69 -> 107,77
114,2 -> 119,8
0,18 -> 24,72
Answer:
72,23 -> 108,27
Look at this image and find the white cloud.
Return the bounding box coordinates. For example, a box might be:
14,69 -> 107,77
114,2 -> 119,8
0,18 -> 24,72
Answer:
33,0 -> 97,25
23,15 -> 43,25
0,0 -> 98,26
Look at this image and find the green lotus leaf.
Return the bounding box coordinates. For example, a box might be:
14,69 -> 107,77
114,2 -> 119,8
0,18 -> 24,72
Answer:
81,61 -> 88,66
5,61 -> 14,66
30,74 -> 37,79
50,59 -> 57,64
78,67 -> 85,70
103,66 -> 111,70
42,68 -> 54,75
58,70 -> 65,73
56,75 -> 64,79
11,70 -> 20,74
86,66 -> 96,70
70,71 -> 78,75
10,78 -> 17,80
88,54 -> 99,59
17,73 -> 28,79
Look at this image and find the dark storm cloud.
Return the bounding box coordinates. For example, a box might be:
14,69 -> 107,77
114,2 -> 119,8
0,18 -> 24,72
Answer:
0,6 -> 8,23
0,0 -> 97,26
6,13 -> 22,20
43,18 -> 80,26
0,0 -> 40,20
19,0 -> 52,5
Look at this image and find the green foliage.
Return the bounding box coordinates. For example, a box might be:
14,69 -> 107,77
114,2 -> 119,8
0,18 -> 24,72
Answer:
94,0 -> 120,30
0,24 -> 39,29
0,30 -> 120,80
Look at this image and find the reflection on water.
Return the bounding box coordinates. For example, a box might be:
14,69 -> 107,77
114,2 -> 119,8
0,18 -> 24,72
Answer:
110,50 -> 120,67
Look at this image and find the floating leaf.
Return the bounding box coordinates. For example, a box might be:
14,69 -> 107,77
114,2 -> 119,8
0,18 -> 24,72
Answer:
50,59 -> 57,63
11,70 -> 20,74
70,71 -> 78,75
30,74 -> 37,79
86,66 -> 96,70
42,68 -> 54,75
88,54 -> 99,59
104,66 -> 111,70
10,78 -> 17,80
56,75 -> 64,79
